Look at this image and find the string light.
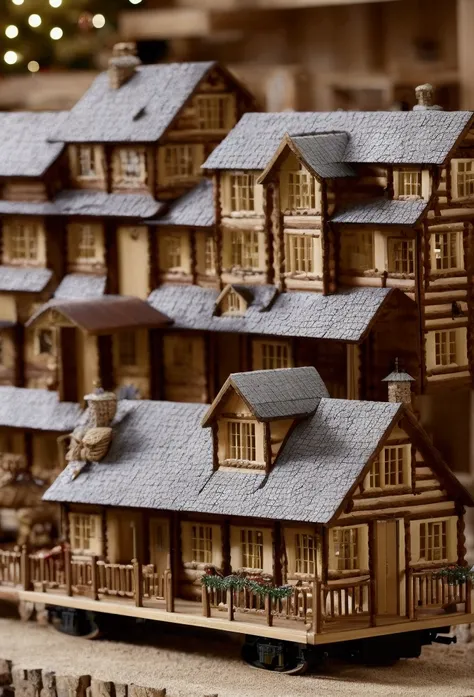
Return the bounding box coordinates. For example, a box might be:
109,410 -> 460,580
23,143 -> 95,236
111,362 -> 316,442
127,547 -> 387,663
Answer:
92,14 -> 105,28
4,50 -> 18,65
28,60 -> 40,73
28,14 -> 42,28
49,0 -> 62,6
50,27 -> 63,40
5,25 -> 19,38
11,0 -> 24,5
129,0 -> 143,4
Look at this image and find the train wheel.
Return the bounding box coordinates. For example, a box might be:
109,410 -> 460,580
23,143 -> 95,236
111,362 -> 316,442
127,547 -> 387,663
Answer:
50,607 -> 102,639
242,637 -> 311,674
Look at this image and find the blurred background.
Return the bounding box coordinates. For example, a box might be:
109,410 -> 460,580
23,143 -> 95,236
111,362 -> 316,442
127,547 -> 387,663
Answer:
0,0 -> 473,112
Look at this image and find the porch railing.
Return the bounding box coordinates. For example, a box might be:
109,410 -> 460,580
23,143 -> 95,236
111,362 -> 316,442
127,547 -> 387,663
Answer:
409,568 -> 471,617
0,549 -> 21,586
322,577 -> 372,623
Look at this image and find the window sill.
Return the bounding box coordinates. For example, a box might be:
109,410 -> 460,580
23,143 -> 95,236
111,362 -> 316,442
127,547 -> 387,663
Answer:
220,460 -> 266,472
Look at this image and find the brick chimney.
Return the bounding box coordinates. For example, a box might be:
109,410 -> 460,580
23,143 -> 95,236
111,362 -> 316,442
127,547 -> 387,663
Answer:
85,389 -> 117,427
413,83 -> 443,111
109,42 -> 141,89
382,359 -> 415,407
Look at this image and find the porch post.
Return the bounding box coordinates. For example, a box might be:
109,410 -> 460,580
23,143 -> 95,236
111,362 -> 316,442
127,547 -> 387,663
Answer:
368,520 -> 376,626
404,518 -> 413,619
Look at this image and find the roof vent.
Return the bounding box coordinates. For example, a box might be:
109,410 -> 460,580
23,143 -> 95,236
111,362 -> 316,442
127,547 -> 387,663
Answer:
413,83 -> 443,111
382,358 -> 415,407
109,42 -> 141,90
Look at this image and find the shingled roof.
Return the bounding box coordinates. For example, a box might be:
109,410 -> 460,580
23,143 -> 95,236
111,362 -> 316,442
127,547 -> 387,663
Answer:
148,284 -> 403,342
0,387 -> 82,432
50,62 -> 215,143
53,191 -> 162,218
149,180 -> 215,228
202,366 -> 329,426
54,274 -> 107,300
43,388 -> 403,524
330,198 -> 428,225
0,112 -> 67,177
203,110 -> 473,170
0,266 -> 53,293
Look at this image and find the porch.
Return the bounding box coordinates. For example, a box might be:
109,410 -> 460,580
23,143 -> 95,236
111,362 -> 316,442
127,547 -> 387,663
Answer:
0,547 -> 471,643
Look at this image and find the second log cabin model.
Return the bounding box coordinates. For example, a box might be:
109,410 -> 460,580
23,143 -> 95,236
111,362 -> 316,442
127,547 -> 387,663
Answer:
0,44 -> 473,671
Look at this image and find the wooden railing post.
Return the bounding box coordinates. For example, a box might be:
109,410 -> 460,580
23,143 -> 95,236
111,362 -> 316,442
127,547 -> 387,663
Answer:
202,584 -> 210,617
90,555 -> 99,601
407,568 -> 414,620
265,594 -> 273,627
312,580 -> 322,634
65,546 -> 72,597
227,587 -> 234,621
369,578 -> 376,627
165,569 -> 174,612
39,555 -> 46,592
466,577 -> 472,614
20,546 -> 30,591
133,559 -> 143,608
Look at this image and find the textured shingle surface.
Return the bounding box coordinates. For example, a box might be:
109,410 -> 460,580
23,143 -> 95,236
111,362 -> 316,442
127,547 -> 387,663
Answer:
203,111 -> 473,170
0,387 -> 82,432
150,180 -> 215,228
0,266 -> 52,293
148,284 -> 394,342
54,274 -> 107,300
331,198 -> 428,225
0,200 -> 58,216
43,395 -> 402,524
54,191 -> 162,218
0,112 -> 66,177
290,133 -> 356,179
51,62 -> 214,143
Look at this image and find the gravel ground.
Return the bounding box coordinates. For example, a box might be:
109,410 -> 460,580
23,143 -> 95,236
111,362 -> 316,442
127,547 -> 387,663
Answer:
0,616 -> 474,697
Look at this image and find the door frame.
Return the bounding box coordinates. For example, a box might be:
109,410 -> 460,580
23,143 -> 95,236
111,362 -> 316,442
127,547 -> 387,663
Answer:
375,518 -> 400,616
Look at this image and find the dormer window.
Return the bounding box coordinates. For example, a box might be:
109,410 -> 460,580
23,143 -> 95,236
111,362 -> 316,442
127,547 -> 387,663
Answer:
282,167 -> 319,211
367,444 -> 410,490
230,174 -> 255,212
78,146 -> 97,178
395,170 -> 422,199
227,419 -> 256,462
195,94 -> 235,131
117,148 -> 146,186
215,286 -> 250,317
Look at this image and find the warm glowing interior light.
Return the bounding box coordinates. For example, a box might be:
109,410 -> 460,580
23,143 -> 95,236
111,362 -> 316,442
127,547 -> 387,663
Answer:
50,26 -> 63,39
4,50 -> 18,65
11,0 -> 24,5
5,25 -> 19,38
28,60 -> 40,73
92,14 -> 105,28
49,0 -> 62,6
129,0 -> 143,5
28,14 -> 42,28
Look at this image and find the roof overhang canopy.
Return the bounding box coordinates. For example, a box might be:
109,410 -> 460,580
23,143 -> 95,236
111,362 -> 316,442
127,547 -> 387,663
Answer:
26,296 -> 173,335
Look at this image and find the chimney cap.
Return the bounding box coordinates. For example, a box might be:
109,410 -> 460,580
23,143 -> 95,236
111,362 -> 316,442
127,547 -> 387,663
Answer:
413,83 -> 443,111
382,358 -> 415,383
112,41 -> 138,57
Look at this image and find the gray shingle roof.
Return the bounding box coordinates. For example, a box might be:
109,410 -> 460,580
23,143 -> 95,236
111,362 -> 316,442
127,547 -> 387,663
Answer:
0,387 -> 82,432
53,191 -> 162,218
330,198 -> 428,225
54,274 -> 107,300
50,62 -> 215,143
203,111 -> 473,170
382,370 -> 415,382
43,394 -> 402,524
149,180 -> 215,228
0,112 -> 67,177
204,367 -> 329,424
0,266 -> 52,293
148,284 -> 396,342
290,133 -> 356,179
0,201 -> 58,216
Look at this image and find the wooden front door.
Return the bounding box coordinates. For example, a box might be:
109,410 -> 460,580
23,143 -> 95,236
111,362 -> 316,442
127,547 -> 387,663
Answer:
60,327 -> 79,402
149,518 -> 170,571
376,520 -> 399,615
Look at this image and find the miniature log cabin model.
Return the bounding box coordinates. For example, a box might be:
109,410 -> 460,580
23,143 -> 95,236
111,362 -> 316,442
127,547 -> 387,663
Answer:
0,53 -> 472,668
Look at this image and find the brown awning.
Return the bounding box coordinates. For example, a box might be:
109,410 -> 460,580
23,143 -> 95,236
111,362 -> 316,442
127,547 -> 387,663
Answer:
26,296 -> 172,334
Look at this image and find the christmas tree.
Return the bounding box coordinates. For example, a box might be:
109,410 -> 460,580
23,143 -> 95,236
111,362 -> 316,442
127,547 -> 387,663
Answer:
1,0 -> 143,73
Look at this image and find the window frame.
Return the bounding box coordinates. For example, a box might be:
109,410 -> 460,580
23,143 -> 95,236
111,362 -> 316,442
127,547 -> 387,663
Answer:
229,228 -> 260,270
240,528 -> 264,570
395,170 -> 422,199
77,146 -> 98,179
431,230 -> 463,272
282,168 -> 318,211
295,532 -> 316,576
5,221 -> 40,264
253,339 -> 293,370
452,159 -> 474,200
229,174 -> 256,213
340,230 -> 374,272
191,524 -> 213,564
117,148 -> 147,186
285,231 -> 316,275
367,444 -> 410,491
426,327 -> 467,371
69,513 -> 101,555
387,236 -> 416,275
225,419 -> 257,463
195,93 -> 234,131
419,520 -> 448,563
204,235 -> 216,275
34,328 -> 54,358
332,527 -> 359,572
160,144 -> 203,185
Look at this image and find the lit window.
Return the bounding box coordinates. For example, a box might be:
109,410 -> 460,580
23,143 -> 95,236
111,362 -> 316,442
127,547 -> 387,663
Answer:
118,332 -> 137,367
163,145 -> 201,183
256,340 -> 291,370
285,233 -> 314,274
369,445 -> 409,489
435,329 -> 457,366
397,170 -> 421,198
222,289 -> 244,315
240,529 -> 263,569
78,146 -> 97,178
230,174 -> 255,212
333,528 -> 358,571
341,231 -> 374,271
70,513 -> 98,552
295,533 -> 316,575
230,229 -> 259,268
433,231 -> 460,271
419,521 -> 447,562
119,149 -> 145,183
195,94 -> 233,130
76,225 -> 96,261
191,524 -> 213,563
204,236 -> 216,274
227,420 -> 256,462
8,223 -> 38,262
388,237 -> 415,274
163,236 -> 182,269
284,170 -> 317,210
36,329 -> 54,356
454,160 -> 474,199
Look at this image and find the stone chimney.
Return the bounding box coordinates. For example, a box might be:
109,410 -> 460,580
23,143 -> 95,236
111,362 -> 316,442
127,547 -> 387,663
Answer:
413,83 -> 443,111
85,389 -> 117,428
382,358 -> 415,407
108,42 -> 141,89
